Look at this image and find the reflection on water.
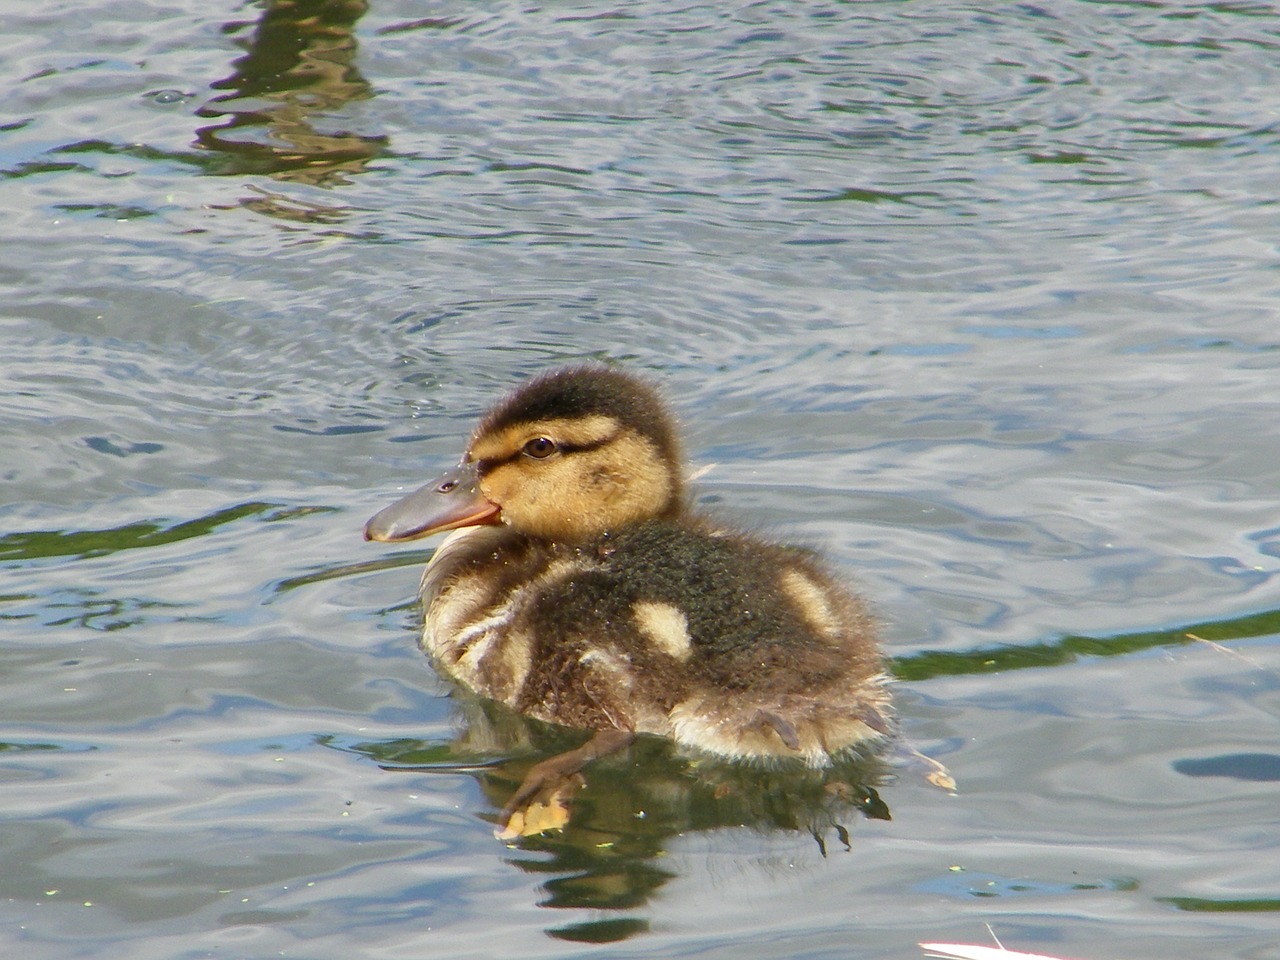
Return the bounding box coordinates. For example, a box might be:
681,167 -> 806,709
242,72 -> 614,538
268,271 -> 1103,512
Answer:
0,502 -> 283,562
195,0 -> 384,184
1173,753 -> 1280,783
893,605 -> 1280,680
331,695 -> 891,944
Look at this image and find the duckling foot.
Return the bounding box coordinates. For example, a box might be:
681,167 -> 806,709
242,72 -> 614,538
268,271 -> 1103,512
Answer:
496,727 -> 636,838
497,773 -> 585,840
755,709 -> 801,751
891,741 -> 957,793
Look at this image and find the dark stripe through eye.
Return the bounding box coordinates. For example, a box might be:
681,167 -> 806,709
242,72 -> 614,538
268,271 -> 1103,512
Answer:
476,432 -> 615,476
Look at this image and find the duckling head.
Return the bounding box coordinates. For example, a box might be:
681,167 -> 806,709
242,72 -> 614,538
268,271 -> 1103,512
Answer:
366,366 -> 685,544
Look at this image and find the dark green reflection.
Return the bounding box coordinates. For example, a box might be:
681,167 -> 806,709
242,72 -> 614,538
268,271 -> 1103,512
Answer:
0,502 -> 280,562
546,917 -> 650,943
0,741 -> 65,753
891,607 -> 1280,682
329,697 -> 891,943
194,0 -> 387,184
1157,897 -> 1280,913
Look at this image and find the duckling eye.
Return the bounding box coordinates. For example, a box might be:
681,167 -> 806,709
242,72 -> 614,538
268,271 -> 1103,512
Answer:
522,437 -> 558,460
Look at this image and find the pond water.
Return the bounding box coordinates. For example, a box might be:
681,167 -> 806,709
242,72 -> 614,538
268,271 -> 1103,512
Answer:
3,1 -> 1280,958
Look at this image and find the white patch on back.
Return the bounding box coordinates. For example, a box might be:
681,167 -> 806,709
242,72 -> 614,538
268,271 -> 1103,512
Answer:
632,600 -> 693,660
779,567 -> 840,638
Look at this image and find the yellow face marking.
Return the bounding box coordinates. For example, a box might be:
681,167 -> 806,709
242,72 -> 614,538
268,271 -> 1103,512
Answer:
473,425 -> 676,541
779,568 -> 841,639
633,601 -> 692,660
468,415 -> 621,461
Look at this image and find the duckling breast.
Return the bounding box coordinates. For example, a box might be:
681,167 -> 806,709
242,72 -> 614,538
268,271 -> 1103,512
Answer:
420,527 -> 583,704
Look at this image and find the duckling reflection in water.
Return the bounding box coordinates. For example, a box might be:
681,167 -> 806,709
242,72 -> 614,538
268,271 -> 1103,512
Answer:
365,366 -> 892,829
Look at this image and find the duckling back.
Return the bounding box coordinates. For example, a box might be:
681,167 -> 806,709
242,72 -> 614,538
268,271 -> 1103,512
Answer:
419,517 -> 890,766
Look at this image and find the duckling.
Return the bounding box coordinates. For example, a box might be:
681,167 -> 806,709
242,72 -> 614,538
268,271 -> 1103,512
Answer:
365,366 -> 891,791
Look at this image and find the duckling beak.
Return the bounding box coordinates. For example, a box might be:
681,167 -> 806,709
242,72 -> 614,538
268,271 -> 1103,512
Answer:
363,462 -> 501,542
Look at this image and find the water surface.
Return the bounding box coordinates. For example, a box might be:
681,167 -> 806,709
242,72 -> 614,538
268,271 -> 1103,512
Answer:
3,2 -> 1280,958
